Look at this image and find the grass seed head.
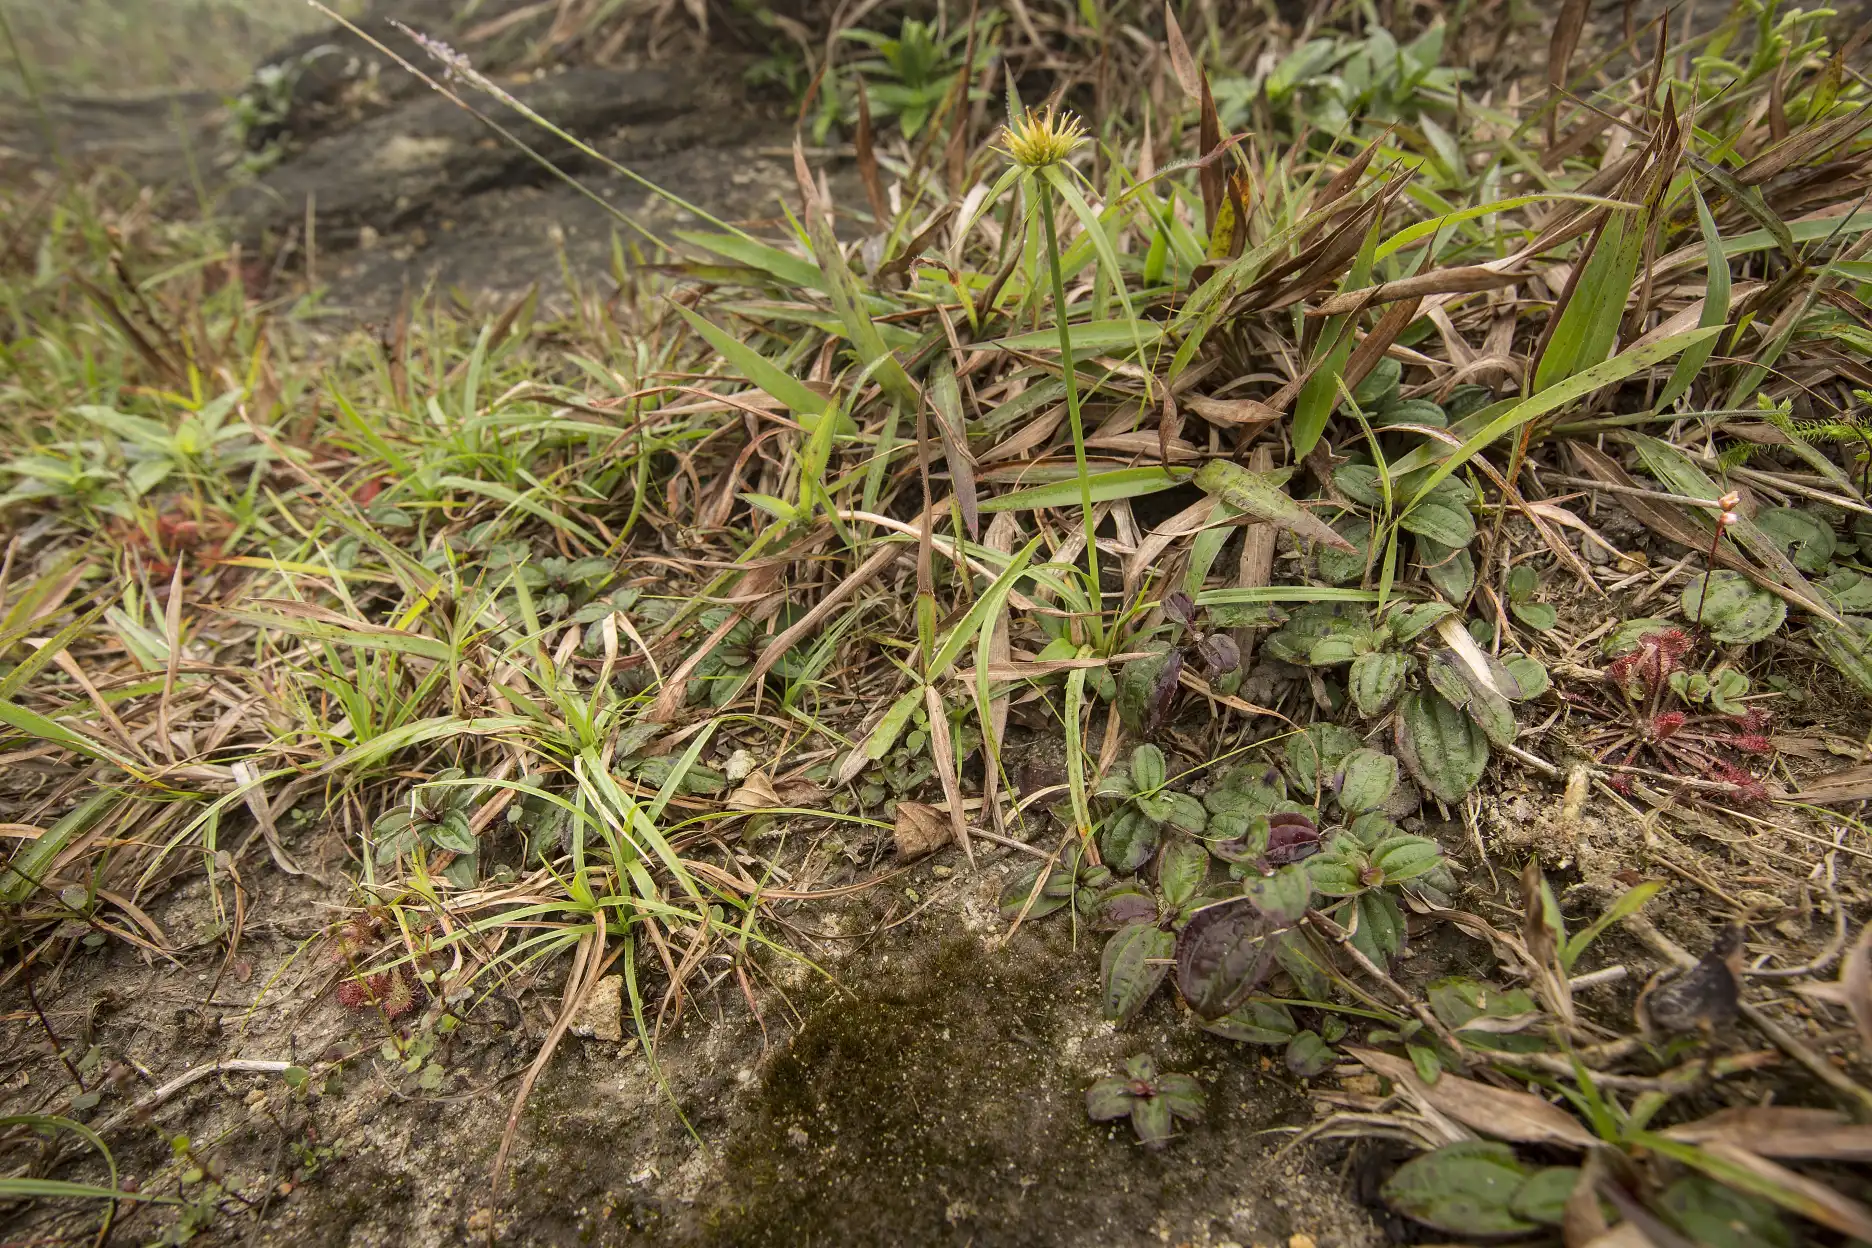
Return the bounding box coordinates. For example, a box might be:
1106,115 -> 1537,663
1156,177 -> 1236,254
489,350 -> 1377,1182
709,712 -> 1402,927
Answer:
1000,106 -> 1088,169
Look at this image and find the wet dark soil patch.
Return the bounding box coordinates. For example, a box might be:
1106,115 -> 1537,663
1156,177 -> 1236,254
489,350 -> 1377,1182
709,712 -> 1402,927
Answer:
701,924 -> 1375,1248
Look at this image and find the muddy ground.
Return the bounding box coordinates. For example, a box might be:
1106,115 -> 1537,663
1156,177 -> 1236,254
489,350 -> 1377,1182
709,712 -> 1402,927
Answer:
3,811 -> 1396,1248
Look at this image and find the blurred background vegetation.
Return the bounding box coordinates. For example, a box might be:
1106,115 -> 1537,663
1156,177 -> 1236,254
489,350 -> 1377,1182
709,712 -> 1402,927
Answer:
0,0 -> 366,97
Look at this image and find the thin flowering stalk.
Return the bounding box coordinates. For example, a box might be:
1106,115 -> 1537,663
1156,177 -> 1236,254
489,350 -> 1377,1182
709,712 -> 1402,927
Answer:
307,3 -> 745,250
1696,490 -> 1742,628
1002,106 -> 1104,646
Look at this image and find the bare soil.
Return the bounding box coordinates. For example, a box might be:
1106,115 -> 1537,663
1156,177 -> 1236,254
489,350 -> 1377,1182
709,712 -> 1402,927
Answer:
3,808 -> 1386,1247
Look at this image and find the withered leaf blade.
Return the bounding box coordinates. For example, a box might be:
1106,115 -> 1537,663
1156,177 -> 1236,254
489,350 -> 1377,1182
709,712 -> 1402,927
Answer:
892,800 -> 952,859
1175,896 -> 1280,1019
1198,71 -> 1223,236
852,73 -> 888,221
1162,0 -> 1201,99
1181,394 -> 1280,428
1350,1048 -> 1596,1149
1546,0 -> 1591,147
1841,921 -> 1872,1059
1310,266 -> 1521,317
1193,460 -> 1355,551
927,357 -> 980,539
1665,1107 -> 1872,1161
1690,1140 -> 1872,1243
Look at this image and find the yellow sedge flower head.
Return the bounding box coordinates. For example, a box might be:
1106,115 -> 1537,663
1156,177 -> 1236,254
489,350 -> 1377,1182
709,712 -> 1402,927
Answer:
999,106 -> 1088,169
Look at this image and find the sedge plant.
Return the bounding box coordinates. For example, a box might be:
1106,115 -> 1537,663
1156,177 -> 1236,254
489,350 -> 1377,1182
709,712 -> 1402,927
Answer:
998,104 -> 1103,646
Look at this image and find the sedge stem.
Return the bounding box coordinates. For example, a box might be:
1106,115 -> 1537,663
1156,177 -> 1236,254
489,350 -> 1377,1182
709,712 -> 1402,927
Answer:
1037,177 -> 1104,649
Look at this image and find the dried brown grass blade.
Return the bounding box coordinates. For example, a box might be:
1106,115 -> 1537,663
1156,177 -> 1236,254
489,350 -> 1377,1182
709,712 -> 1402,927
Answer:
1349,1048 -> 1595,1148
1736,102 -> 1872,186
1163,1 -> 1200,99
1181,395 -> 1281,429
1842,921 -> 1872,1059
1310,266 -> 1522,317
647,566 -> 781,721
924,684 -> 973,865
1563,1148 -> 1612,1246
1695,1140 -> 1872,1241
1310,127 -> 1392,221
745,540 -> 899,686
1665,1107 -> 1872,1160
231,761 -> 307,878
1522,860 -> 1577,1025
1786,763 -> 1872,805
927,355 -> 980,539
853,74 -> 889,221
980,512 -> 1018,834
1546,0 -> 1591,149
1340,295 -> 1421,398
1198,72 -> 1223,236
492,920 -> 602,1197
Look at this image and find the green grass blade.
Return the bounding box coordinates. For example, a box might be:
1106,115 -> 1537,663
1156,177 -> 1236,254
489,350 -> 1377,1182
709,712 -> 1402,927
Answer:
981,467 -> 1191,513
1653,181 -> 1730,412
1560,881 -> 1662,971
1405,326 -> 1720,510
927,536 -> 1042,683
670,302 -> 833,421
674,230 -> 827,292
991,320 -> 1167,354
1533,204 -> 1648,392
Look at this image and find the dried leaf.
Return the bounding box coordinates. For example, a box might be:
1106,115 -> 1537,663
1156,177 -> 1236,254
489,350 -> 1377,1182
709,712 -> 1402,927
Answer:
1311,266 -> 1520,317
852,74 -> 888,221
1198,73 -> 1223,237
1193,461 -> 1354,551
1162,1 -> 1201,99
1546,0 -> 1592,147
1665,1107 -> 1872,1161
1351,1048 -> 1595,1149
727,771 -> 782,811
893,800 -> 952,859
1181,394 -> 1280,428
1842,921 -> 1872,1059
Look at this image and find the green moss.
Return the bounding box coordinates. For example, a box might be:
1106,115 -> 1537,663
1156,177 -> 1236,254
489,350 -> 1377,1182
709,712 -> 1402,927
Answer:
702,930 -> 1311,1246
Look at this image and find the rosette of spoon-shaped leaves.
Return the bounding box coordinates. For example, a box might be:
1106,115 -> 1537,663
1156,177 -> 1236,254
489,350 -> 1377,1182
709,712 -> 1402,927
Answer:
1292,745 -> 1452,967
1092,839 -> 1238,1024
1264,600 -> 1455,719
1199,761 -> 1323,874
1267,608 -> 1549,804
998,848 -> 1114,922
1172,863 -> 1314,1019
1096,744 -> 1206,874
1085,1053 -> 1205,1149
